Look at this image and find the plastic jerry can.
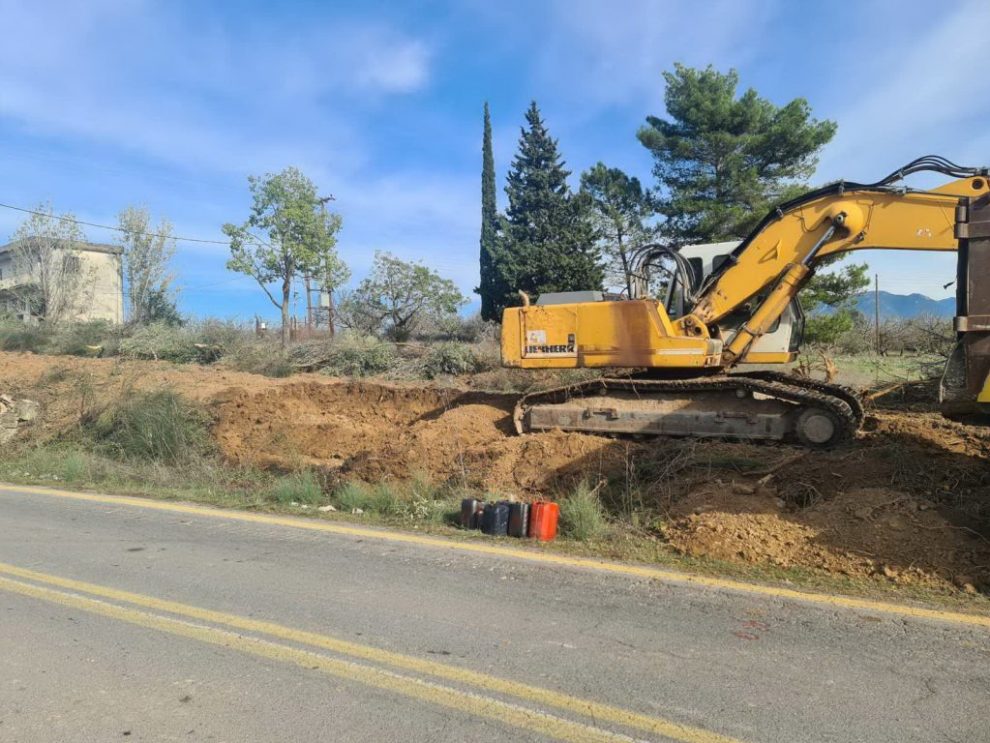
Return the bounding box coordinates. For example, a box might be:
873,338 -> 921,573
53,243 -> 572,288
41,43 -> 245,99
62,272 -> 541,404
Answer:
508,502 -> 529,538
460,498 -> 478,529
528,501 -> 559,541
481,501 -> 510,536
473,501 -> 485,529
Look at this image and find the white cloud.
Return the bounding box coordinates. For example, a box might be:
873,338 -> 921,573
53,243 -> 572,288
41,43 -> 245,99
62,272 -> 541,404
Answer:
348,32 -> 432,94
0,1 -> 432,174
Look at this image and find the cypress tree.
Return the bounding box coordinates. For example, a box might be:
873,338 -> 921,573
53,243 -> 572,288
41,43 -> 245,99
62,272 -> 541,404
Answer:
477,102 -> 500,321
494,102 -> 601,313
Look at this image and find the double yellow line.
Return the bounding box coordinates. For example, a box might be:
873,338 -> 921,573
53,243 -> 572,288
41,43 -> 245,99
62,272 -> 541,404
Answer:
0,561 -> 741,743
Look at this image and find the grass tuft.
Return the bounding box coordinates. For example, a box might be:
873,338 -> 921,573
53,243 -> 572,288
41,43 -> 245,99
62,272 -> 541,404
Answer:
266,470 -> 324,505
560,480 -> 608,541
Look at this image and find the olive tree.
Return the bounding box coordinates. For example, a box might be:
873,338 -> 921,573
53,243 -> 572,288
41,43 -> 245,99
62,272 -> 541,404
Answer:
339,252 -> 466,341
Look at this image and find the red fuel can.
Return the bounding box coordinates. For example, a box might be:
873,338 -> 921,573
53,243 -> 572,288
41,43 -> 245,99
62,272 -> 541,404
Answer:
528,501 -> 559,541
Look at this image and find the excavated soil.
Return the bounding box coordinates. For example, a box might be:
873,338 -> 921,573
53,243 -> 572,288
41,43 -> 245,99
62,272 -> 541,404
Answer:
3,351 -> 990,593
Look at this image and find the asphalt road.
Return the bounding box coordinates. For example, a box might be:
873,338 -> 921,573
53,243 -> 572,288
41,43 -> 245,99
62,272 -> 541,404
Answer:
0,484 -> 987,743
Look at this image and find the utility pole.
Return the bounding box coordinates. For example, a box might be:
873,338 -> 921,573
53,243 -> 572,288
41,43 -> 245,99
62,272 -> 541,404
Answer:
304,275 -> 313,329
874,273 -> 881,353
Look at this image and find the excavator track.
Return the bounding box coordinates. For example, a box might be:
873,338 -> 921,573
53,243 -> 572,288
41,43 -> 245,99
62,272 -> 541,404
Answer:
731,370 -> 866,428
513,375 -> 859,447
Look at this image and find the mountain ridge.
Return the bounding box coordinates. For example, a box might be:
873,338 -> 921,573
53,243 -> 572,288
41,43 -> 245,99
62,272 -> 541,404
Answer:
851,291 -> 955,319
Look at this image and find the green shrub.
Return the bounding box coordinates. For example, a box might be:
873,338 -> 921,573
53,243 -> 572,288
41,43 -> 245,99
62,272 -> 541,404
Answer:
119,323 -> 199,363
321,334 -> 396,377
86,390 -> 211,464
560,481 -> 607,541
0,320 -> 52,353
48,320 -> 117,356
452,314 -> 498,343
190,319 -> 245,349
267,470 -> 324,505
220,339 -> 294,377
421,342 -> 483,378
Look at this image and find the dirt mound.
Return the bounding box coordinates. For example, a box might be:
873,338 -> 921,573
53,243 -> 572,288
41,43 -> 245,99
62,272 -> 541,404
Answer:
666,486 -> 990,591
211,379 -> 620,491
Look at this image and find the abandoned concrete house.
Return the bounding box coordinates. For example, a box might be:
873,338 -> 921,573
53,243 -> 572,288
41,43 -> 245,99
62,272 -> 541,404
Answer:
0,239 -> 124,323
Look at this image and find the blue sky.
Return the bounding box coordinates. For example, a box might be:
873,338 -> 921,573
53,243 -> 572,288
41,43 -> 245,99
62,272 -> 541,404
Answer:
2,0 -> 988,320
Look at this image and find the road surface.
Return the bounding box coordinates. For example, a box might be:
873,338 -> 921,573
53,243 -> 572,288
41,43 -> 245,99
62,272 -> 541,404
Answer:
0,483 -> 987,742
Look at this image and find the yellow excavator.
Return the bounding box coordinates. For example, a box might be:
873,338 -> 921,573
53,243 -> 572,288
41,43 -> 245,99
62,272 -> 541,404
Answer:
500,156 -> 990,447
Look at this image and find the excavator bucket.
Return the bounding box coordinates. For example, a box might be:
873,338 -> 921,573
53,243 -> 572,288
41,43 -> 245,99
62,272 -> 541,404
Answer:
940,193 -> 990,416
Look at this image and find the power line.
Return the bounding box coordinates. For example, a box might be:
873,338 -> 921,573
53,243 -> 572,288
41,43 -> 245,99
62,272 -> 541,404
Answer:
0,201 -> 230,245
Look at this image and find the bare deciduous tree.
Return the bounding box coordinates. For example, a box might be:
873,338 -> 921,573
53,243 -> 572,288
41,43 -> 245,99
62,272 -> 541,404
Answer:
117,206 -> 177,325
10,204 -> 90,324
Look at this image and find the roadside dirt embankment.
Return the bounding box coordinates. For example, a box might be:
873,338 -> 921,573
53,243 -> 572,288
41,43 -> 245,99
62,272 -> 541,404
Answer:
3,351 -> 989,594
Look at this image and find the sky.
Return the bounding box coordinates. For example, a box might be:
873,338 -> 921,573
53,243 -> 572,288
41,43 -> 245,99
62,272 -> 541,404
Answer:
1,0 -> 988,321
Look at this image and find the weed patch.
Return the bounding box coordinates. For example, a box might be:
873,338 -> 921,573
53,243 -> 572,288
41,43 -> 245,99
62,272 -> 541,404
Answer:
84,390 -> 212,464
266,470 -> 324,505
318,334 -> 397,377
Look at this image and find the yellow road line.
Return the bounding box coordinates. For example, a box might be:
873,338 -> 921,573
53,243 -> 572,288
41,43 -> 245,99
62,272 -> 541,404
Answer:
0,574 -> 645,743
3,482 -> 988,630
0,561 -> 737,743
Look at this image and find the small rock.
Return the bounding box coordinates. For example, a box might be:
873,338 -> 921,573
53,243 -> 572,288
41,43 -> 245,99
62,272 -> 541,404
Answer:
882,565 -> 899,579
351,507 -> 364,515
318,504 -> 336,512
732,482 -> 755,495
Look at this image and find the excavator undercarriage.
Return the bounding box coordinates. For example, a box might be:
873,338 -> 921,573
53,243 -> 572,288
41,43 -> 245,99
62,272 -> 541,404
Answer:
514,372 -> 864,447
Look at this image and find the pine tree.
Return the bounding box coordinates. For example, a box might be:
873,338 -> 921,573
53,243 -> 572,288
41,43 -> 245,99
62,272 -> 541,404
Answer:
493,102 -> 602,313
477,102 -> 501,321
638,64 -> 837,243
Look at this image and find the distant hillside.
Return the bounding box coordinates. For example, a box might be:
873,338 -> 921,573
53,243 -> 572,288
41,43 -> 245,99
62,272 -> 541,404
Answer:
851,291 -> 955,319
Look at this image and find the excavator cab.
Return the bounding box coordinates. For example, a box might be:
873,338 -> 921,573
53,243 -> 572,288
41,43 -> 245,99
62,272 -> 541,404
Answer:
663,241 -> 804,365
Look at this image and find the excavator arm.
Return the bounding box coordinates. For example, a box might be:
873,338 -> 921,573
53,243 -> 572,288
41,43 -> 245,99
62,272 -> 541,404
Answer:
676,157 -> 990,365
